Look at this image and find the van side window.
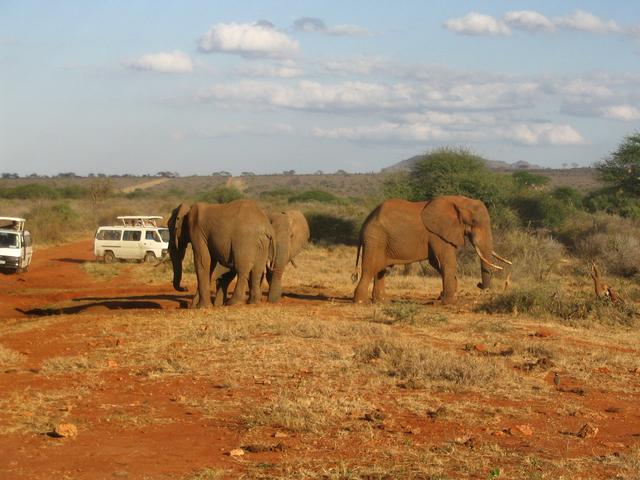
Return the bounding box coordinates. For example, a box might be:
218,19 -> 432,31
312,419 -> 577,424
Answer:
145,231 -> 161,242
23,233 -> 32,247
123,230 -> 142,242
97,229 -> 121,241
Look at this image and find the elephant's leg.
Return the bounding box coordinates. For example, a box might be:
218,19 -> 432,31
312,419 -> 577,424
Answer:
248,268 -> 263,304
438,247 -> 458,305
372,268 -> 388,303
215,270 -> 236,306
267,268 -> 284,303
228,266 -> 250,305
354,246 -> 385,303
193,249 -> 214,309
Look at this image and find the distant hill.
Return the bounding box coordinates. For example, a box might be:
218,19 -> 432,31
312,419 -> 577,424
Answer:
382,155 -> 542,173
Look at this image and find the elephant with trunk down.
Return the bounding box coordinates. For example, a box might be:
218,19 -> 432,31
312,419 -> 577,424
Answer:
353,195 -> 511,305
213,209 -> 310,304
168,200 -> 274,308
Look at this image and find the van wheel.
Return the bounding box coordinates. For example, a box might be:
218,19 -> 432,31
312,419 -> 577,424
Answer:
144,251 -> 156,263
104,251 -> 115,264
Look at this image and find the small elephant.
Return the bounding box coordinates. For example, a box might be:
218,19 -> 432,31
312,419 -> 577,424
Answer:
215,209 -> 310,304
353,196 -> 510,305
168,200 -> 275,308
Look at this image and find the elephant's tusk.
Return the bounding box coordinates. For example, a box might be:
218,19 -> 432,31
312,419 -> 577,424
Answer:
473,244 -> 503,270
492,251 -> 512,265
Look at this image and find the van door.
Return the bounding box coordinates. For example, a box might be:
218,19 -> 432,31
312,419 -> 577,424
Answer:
122,229 -> 143,259
22,231 -> 33,268
144,230 -> 167,258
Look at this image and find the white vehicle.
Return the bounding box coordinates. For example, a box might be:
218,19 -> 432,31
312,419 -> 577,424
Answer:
0,217 -> 33,273
94,216 -> 169,263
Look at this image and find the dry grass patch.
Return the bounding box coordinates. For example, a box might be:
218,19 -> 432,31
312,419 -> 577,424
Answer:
182,468 -> 227,480
245,386 -> 373,434
357,339 -> 511,391
39,354 -> 97,375
477,284 -> 639,328
0,386 -> 87,434
0,343 -> 25,369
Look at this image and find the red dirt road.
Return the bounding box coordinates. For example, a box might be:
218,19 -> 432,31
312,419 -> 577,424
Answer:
1,242 -> 639,479
0,240 -> 187,319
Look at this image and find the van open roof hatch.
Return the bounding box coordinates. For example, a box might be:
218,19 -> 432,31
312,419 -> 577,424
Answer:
117,216 -> 163,227
0,217 -> 26,232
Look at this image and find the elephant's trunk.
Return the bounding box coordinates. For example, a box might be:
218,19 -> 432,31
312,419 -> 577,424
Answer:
268,230 -> 289,303
471,232 -> 496,290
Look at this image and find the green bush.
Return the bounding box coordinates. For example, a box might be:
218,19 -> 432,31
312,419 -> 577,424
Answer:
198,186 -> 243,204
584,188 -> 640,219
289,190 -> 345,204
595,132 -> 640,196
381,172 -> 413,200
552,186 -> 583,209
25,202 -> 80,244
259,188 -> 296,200
306,212 -> 358,245
512,171 -> 550,189
511,192 -> 573,229
58,185 -> 89,199
0,183 -> 60,199
409,147 -> 513,207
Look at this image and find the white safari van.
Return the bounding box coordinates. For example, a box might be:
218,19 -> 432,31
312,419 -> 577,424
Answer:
94,216 -> 169,263
0,217 -> 33,273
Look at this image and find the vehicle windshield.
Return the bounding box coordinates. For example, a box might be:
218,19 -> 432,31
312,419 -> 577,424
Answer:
158,228 -> 169,243
0,232 -> 20,248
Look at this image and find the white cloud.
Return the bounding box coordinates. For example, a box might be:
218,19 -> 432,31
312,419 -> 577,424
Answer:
236,61 -> 303,78
506,123 -> 585,145
198,22 -> 299,58
199,80 -> 417,111
504,10 -> 555,32
313,113 -> 584,146
127,51 -> 193,73
554,10 -> 621,34
602,105 -> 640,121
551,78 -> 614,99
198,78 -> 541,113
322,56 -> 389,76
199,123 -> 294,138
293,17 -> 371,36
444,12 -> 511,36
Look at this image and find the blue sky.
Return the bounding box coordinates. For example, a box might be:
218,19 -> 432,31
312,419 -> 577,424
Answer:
1,1 -> 639,175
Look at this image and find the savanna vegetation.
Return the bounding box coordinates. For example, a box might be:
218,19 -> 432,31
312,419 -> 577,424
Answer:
1,134 -> 640,479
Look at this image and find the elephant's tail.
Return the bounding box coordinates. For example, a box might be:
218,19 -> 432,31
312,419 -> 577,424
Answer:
351,243 -> 362,284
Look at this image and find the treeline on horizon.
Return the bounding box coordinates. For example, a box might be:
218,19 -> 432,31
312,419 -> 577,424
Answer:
2,133 -> 639,279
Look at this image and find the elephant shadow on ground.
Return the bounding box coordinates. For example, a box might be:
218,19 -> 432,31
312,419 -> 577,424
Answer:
54,257 -> 88,264
281,292 -> 352,303
17,294 -> 192,317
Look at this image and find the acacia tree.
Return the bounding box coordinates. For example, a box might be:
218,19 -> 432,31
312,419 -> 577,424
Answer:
596,132 -> 640,196
408,147 -> 512,208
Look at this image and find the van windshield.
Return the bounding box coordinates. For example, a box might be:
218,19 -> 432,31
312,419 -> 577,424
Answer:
0,232 -> 19,248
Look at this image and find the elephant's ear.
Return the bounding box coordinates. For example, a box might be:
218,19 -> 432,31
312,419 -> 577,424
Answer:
170,203 -> 190,249
421,197 -> 467,248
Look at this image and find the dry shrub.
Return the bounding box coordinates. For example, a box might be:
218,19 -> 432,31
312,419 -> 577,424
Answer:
25,202 -> 80,244
563,214 -> 640,278
478,285 -> 639,327
357,339 -> 506,389
455,229 -> 564,282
